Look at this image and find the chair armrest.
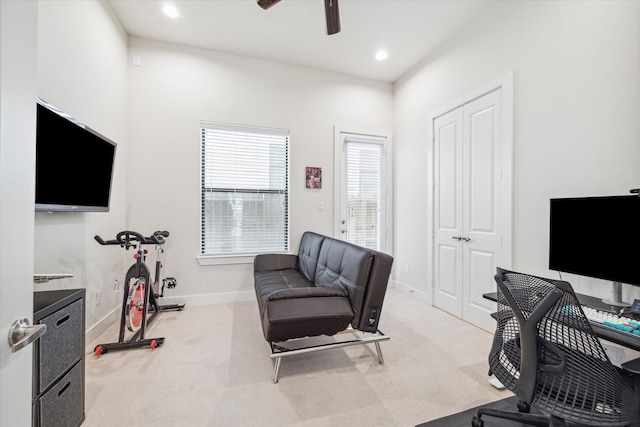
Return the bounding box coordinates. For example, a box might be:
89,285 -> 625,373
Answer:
266,287 -> 348,301
254,254 -> 298,272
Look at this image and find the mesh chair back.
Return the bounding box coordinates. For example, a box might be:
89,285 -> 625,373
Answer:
488,268 -> 638,426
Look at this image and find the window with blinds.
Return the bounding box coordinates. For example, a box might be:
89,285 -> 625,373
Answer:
345,139 -> 385,251
201,122 -> 289,256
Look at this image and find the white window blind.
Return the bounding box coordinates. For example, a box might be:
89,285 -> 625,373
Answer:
201,122 -> 289,256
345,138 -> 385,251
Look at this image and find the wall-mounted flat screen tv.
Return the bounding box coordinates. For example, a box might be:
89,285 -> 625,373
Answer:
35,98 -> 117,212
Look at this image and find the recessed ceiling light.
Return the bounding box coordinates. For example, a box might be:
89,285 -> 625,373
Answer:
375,50 -> 388,61
162,4 -> 180,18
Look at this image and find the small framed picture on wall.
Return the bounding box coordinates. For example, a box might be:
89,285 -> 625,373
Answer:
305,167 -> 322,189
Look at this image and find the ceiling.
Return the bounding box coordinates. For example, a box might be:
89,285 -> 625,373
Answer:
107,0 -> 498,83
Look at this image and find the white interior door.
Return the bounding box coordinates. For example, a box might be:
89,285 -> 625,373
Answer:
461,90 -> 503,331
433,85 -> 510,332
335,129 -> 390,252
433,108 -> 464,317
1,1 -> 38,425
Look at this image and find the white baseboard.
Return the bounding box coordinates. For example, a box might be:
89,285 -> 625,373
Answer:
393,280 -> 431,305
85,306 -> 120,348
157,290 -> 255,306
85,285 -> 432,347
84,290 -> 256,348
86,285 -> 434,348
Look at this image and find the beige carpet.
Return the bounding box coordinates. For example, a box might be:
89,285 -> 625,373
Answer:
83,287 -> 509,426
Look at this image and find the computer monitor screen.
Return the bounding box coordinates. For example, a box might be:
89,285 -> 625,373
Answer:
549,195 -> 640,287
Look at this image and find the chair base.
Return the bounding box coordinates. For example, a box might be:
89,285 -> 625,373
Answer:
267,327 -> 389,383
474,405 -> 569,427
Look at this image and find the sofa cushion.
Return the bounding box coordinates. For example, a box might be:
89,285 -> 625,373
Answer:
254,268 -> 314,309
266,287 -> 348,301
254,253 -> 298,272
262,296 -> 354,342
297,231 -> 325,282
314,237 -> 374,326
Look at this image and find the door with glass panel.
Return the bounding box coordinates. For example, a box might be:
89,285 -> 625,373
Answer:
337,132 -> 388,252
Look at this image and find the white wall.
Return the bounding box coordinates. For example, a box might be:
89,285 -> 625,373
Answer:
393,1 -> 640,303
126,37 -> 393,304
34,0 -> 129,342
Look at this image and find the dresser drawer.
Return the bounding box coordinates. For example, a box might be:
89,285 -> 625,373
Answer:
37,298 -> 83,393
37,361 -> 83,427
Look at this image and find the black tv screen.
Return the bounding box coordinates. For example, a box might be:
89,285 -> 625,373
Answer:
549,195 -> 640,286
35,98 -> 116,212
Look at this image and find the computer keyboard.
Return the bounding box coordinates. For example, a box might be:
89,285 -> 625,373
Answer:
581,306 -> 640,352
582,306 -> 640,335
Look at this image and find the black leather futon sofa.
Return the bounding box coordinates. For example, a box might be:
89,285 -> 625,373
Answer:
254,231 -> 394,383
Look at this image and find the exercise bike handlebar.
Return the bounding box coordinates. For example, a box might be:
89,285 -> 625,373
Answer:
94,230 -> 167,247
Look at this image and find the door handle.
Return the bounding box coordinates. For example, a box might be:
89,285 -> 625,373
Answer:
8,317 -> 47,353
451,236 -> 462,241
462,237 -> 471,242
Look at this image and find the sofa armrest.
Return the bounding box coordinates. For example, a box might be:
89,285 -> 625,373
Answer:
266,287 -> 348,301
353,250 -> 393,332
254,254 -> 298,272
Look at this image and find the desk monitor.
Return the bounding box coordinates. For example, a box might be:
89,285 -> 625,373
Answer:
549,195 -> 640,307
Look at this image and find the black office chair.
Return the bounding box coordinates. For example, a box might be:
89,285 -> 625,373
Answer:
473,268 -> 639,427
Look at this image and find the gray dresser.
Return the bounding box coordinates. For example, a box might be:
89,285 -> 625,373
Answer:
33,289 -> 85,427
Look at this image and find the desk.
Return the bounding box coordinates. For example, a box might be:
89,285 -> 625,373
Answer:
483,291 -> 640,352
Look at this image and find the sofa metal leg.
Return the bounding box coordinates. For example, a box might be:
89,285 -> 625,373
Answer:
374,341 -> 385,364
272,356 -> 282,384
267,329 -> 389,382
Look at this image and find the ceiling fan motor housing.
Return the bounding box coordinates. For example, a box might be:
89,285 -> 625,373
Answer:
257,0 -> 341,35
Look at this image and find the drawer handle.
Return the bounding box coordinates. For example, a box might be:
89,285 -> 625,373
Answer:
8,318 -> 47,353
58,381 -> 71,396
56,315 -> 70,326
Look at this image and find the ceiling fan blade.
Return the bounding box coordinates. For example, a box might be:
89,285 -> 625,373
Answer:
324,0 -> 341,35
257,0 -> 281,10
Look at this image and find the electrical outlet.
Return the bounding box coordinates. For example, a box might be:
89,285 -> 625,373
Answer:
96,289 -> 102,306
404,264 -> 409,274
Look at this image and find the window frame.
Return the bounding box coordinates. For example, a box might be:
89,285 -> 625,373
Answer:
198,121 -> 290,265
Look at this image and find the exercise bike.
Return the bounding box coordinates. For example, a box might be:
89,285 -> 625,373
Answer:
93,230 -> 184,355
